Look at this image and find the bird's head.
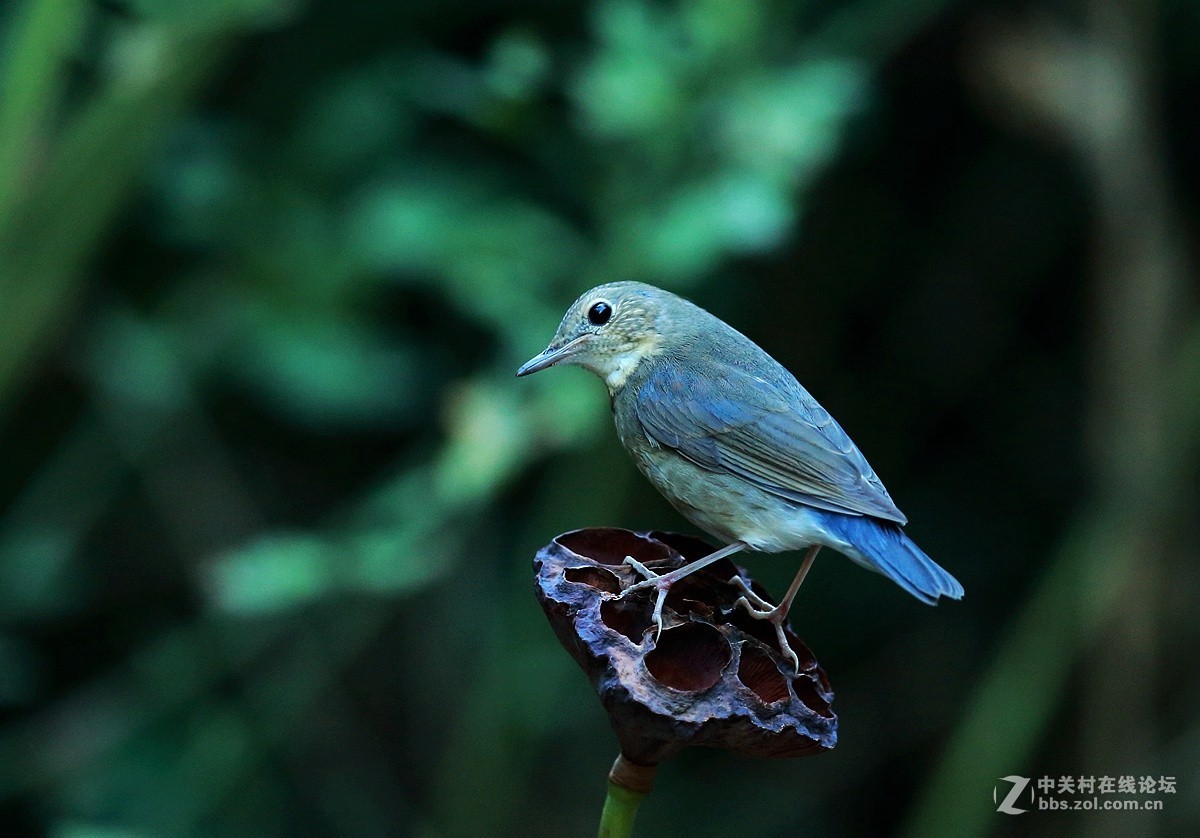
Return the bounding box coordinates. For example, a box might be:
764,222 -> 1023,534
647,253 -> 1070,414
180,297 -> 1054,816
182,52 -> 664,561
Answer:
516,281 -> 673,391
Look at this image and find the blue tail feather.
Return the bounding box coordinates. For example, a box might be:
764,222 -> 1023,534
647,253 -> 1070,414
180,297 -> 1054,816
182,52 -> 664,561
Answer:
813,510 -> 964,604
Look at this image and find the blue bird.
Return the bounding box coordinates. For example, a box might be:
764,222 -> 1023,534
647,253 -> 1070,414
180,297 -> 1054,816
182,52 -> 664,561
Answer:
517,282 -> 962,668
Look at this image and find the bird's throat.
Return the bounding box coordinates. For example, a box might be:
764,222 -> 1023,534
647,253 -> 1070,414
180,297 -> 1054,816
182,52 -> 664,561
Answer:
604,354 -> 644,393
602,334 -> 663,395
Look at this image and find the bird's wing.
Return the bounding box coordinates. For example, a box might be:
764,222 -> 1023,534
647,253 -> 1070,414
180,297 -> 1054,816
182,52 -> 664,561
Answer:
634,358 -> 907,524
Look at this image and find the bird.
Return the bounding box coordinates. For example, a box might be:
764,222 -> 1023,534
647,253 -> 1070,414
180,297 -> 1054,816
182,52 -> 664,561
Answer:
516,281 -> 962,669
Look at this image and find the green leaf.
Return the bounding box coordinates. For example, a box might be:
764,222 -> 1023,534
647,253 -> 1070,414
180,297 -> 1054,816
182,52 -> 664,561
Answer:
205,534 -> 333,614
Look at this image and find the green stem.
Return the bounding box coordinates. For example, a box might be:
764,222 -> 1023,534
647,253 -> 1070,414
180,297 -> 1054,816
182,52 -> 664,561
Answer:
597,754 -> 656,838
598,781 -> 645,838
0,21 -> 231,421
0,0 -> 89,222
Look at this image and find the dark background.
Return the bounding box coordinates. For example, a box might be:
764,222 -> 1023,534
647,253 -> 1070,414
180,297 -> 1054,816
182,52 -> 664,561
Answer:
0,0 -> 1197,835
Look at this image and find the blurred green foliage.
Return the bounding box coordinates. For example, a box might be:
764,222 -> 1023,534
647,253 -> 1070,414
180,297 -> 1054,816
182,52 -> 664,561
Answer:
1,0 -> 1198,836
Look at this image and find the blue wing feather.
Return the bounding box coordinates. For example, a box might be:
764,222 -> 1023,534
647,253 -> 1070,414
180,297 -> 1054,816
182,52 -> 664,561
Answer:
635,352 -> 908,524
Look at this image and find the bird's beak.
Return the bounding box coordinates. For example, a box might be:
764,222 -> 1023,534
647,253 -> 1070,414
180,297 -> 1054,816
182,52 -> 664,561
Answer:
516,336 -> 586,377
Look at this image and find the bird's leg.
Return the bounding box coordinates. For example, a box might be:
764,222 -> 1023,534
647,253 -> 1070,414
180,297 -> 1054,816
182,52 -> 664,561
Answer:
732,545 -> 820,671
619,541 -> 748,641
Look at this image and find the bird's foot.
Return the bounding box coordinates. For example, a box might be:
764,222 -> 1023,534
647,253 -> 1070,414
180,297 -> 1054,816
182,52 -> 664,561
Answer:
728,575 -> 774,611
619,556 -> 670,642
730,577 -> 801,672
622,555 -> 661,583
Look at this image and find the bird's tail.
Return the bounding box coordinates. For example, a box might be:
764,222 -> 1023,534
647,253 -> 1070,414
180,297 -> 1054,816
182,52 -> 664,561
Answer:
815,511 -> 963,604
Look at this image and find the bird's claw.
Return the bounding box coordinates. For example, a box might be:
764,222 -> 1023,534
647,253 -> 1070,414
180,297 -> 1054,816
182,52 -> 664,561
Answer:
620,556 -> 669,642
621,555 -> 661,584
732,581 -> 802,672
729,575 -> 773,610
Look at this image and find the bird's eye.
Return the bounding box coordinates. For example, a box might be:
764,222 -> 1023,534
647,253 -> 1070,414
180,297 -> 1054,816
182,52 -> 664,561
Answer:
587,301 -> 612,326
